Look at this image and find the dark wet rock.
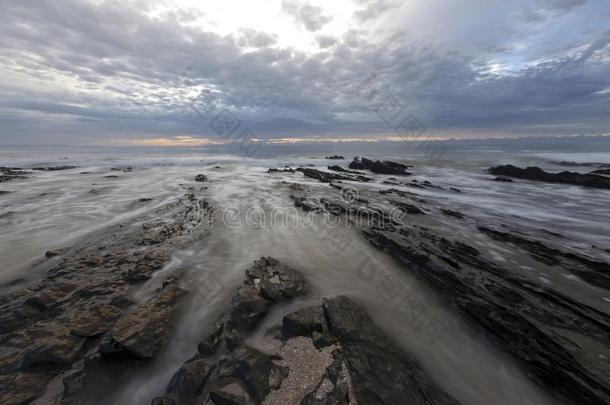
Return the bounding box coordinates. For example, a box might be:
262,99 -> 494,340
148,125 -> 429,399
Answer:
478,226 -> 610,289
0,190 -> 11,195
325,155 -> 344,160
0,167 -> 29,182
0,191 -> 211,403
195,174 -> 209,182
441,209 -> 465,219
165,264 -> 457,405
110,166 -> 133,172
101,280 -> 185,360
164,354 -> 215,405
217,346 -> 288,402
493,177 -> 513,182
197,257 -> 307,353
323,296 -> 459,405
349,157 -> 412,175
31,166 -> 78,171
103,175 -> 119,179
151,397 -> 176,405
68,304 -> 123,338
290,181 -> 610,405
18,321 -> 87,372
267,168 -> 295,173
488,165 -> 610,189
590,168 -> 610,175
296,167 -> 372,183
282,305 -> 326,339
45,248 -> 68,258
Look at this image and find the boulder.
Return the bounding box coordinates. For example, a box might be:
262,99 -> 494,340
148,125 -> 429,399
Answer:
102,282 -> 184,360
349,157 -> 412,175
488,165 -> 610,189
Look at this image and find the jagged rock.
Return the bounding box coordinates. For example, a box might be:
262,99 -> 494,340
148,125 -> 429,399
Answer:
217,346 -> 288,403
296,168 -> 372,183
488,165 -> 610,189
290,181 -> 610,405
195,174 -> 209,182
267,168 -> 295,173
197,257 -> 307,352
590,169 -> 610,175
102,281 -> 185,360
325,155 -> 344,160
282,305 -> 326,339
349,157 -> 412,175
19,321 -> 87,371
68,303 -> 123,337
164,354 -> 215,404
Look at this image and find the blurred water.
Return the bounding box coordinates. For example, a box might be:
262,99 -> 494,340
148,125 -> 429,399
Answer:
2,142 -> 610,404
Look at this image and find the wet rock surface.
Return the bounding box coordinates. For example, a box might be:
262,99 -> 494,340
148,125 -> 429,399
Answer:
159,259 -> 458,405
489,164 -> 610,189
0,188 -> 213,404
324,155 -> 344,160
0,167 -> 30,183
349,157 -> 412,175
296,168 -> 372,183
288,181 -> 610,405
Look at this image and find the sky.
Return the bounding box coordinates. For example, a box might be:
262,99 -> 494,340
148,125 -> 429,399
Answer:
0,0 -> 609,146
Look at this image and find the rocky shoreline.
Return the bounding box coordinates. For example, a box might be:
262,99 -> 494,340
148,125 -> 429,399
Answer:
1,158 -> 609,404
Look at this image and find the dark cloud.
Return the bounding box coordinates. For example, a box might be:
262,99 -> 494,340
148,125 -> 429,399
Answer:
0,0 -> 608,145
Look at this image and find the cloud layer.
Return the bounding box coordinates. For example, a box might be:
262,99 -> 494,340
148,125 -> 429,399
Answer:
0,0 -> 609,144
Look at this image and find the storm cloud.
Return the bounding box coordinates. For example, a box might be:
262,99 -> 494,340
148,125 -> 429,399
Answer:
0,0 -> 609,145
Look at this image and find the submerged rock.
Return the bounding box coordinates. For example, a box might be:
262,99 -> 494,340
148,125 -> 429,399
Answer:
488,165 -> 610,189
325,155 -> 345,160
195,174 -> 209,182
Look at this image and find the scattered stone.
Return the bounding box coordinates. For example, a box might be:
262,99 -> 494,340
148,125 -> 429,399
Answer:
195,174 -> 208,182
325,155 -> 345,160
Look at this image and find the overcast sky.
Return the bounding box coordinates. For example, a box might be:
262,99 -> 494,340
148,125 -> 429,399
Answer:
0,0 -> 609,145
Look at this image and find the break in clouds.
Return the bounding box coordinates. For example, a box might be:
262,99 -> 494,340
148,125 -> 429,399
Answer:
0,0 -> 609,145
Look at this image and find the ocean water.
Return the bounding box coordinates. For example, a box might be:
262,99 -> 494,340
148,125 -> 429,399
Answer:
1,139 -> 610,404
